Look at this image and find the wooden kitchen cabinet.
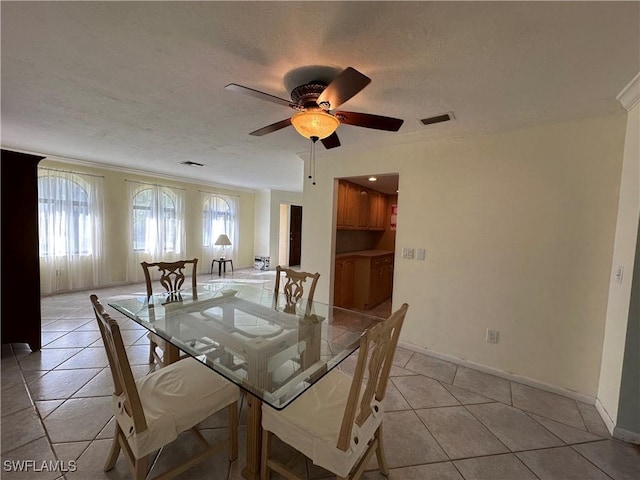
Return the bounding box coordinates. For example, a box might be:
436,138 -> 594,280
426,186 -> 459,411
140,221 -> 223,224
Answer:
337,179 -> 387,231
353,253 -> 394,309
380,254 -> 394,302
368,191 -> 387,230
356,188 -> 369,228
336,180 -> 358,228
334,256 -> 355,308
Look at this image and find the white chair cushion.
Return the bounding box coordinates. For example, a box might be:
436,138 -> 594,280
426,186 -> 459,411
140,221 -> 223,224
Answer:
113,357 -> 239,458
262,368 -> 383,478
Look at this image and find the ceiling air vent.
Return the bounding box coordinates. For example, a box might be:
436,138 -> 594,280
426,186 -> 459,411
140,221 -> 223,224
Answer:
180,161 -> 204,167
420,112 -> 454,126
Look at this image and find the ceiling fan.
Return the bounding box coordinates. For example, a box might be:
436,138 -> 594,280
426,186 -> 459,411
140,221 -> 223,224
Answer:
225,67 -> 404,149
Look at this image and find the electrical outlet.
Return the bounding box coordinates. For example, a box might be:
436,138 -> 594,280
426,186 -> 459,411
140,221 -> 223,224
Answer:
402,248 -> 414,259
486,329 -> 499,344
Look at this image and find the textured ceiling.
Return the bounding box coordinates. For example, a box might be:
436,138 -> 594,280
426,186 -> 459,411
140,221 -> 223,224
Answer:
1,2 -> 638,192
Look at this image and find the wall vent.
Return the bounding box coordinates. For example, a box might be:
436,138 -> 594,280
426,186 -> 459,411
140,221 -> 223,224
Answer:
420,112 -> 454,126
180,161 -> 204,167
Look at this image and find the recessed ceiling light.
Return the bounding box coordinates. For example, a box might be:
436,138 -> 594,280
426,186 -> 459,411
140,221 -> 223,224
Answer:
180,161 -> 204,167
368,176 -> 377,182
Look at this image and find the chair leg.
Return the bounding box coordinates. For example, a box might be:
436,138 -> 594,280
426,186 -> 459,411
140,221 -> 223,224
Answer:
228,401 -> 238,461
104,424 -> 122,471
148,337 -> 156,363
374,425 -> 389,476
260,429 -> 270,480
134,455 -> 148,480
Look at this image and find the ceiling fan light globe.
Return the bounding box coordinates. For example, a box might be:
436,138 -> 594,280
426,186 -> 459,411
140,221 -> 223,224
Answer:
291,111 -> 340,140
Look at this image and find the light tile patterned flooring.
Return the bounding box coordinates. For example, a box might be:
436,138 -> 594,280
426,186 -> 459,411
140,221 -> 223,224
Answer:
1,268 -> 639,479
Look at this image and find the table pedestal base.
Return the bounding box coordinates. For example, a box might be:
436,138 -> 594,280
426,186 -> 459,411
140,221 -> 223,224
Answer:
242,393 -> 263,480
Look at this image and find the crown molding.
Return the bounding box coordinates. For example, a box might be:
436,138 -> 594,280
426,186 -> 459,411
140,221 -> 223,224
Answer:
617,72 -> 640,111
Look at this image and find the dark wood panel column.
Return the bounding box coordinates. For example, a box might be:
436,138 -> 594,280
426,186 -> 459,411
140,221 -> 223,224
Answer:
1,149 -> 45,351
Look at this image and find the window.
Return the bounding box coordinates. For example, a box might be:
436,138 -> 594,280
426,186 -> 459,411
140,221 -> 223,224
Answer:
38,168 -> 104,295
132,187 -> 179,252
201,193 -> 238,266
38,174 -> 92,256
203,195 -> 233,247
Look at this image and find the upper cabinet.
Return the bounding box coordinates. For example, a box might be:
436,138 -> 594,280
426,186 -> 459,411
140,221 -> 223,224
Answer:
337,180 -> 358,228
369,191 -> 386,230
337,180 -> 387,231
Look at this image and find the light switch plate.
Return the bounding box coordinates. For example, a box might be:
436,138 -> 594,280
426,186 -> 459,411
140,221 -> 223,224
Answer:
402,248 -> 414,259
417,249 -> 426,260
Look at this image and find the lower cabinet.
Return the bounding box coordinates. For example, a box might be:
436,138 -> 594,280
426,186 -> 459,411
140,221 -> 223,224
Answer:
334,257 -> 355,308
353,254 -> 394,310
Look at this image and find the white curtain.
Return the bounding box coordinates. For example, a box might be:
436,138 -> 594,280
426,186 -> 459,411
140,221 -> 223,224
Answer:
126,181 -> 186,283
38,168 -> 105,295
201,192 -> 239,273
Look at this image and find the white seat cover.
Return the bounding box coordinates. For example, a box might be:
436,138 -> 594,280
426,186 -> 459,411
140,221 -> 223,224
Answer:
114,357 -> 238,458
262,368 -> 382,477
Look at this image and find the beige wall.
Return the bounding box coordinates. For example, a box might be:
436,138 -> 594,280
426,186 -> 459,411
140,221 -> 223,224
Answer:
302,113 -> 626,397
254,189 -> 272,259
269,190 -> 303,268
39,159 -> 256,284
254,189 -> 303,269
598,97 -> 639,426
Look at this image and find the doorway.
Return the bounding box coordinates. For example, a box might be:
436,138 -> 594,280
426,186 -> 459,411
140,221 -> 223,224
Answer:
332,173 -> 398,317
288,205 -> 302,266
278,203 -> 303,267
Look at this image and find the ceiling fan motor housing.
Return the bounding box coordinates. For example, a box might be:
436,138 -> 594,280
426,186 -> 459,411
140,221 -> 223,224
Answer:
291,82 -> 328,109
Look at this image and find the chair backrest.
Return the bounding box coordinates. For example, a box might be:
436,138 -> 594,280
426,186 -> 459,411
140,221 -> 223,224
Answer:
90,294 -> 148,435
141,258 -> 198,298
274,265 -> 320,313
336,303 -> 409,451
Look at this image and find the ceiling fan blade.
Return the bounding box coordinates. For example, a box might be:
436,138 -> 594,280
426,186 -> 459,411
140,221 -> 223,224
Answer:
321,132 -> 341,149
316,67 -> 371,110
249,118 -> 292,136
225,83 -> 295,108
335,111 -> 404,131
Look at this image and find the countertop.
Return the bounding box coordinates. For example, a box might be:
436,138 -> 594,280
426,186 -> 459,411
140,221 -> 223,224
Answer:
335,249 -> 394,259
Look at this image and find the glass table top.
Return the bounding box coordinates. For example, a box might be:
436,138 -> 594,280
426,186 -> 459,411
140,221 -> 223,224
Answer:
108,282 -> 381,409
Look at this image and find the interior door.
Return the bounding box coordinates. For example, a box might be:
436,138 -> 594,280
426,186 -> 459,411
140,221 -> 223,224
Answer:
288,205 -> 302,266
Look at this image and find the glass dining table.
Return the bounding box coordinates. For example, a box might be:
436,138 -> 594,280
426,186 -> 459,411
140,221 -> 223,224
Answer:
108,281 -> 381,480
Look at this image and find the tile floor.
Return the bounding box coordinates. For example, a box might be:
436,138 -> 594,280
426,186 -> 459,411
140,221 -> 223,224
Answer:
1,268 -> 639,480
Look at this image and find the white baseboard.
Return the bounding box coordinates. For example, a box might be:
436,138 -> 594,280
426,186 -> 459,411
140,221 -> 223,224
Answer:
399,342 -> 640,444
397,341 -> 596,405
594,398 -> 616,435
613,426 -> 640,444
595,399 -> 640,444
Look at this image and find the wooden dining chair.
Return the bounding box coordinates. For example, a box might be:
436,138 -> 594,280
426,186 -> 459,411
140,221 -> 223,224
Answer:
90,294 -> 239,480
260,303 -> 409,480
269,266 -> 321,386
274,265 -> 320,314
141,258 -> 198,367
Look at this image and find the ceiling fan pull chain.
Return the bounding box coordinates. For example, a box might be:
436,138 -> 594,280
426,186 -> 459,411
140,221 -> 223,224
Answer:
308,140 -> 313,180
310,136 -> 319,185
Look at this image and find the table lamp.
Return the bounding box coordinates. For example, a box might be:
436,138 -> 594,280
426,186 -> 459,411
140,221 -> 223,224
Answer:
214,234 -> 232,259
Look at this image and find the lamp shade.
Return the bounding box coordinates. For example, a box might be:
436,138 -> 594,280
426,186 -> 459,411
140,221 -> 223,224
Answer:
214,234 -> 232,246
291,110 -> 340,139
